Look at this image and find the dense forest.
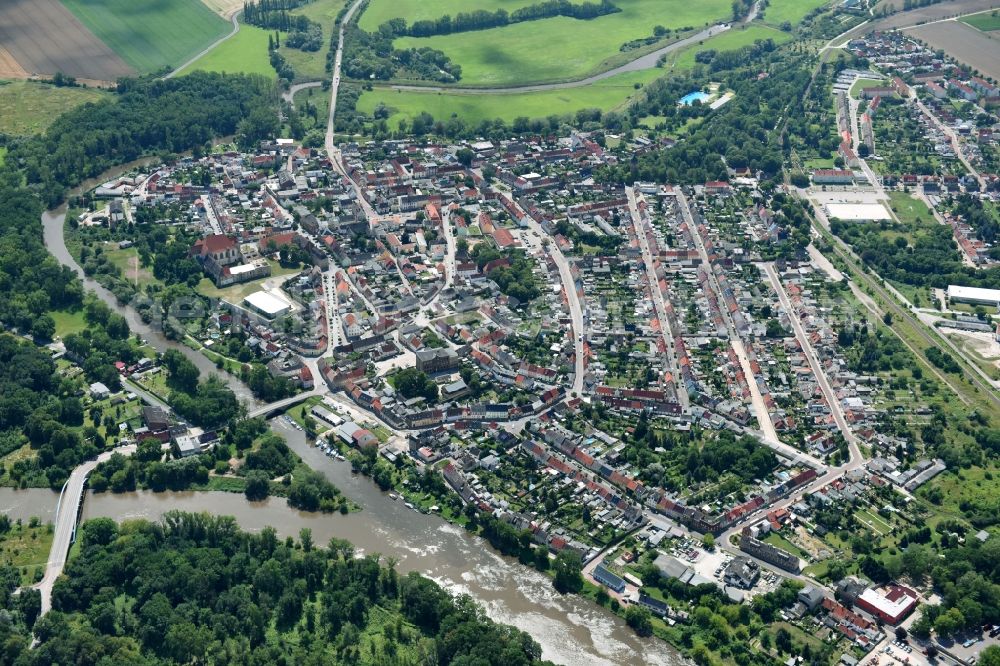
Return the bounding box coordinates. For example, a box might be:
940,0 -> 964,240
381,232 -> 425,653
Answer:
0,73 -> 279,486
832,219 -> 1000,290
5,73 -> 278,206
0,512 -> 550,665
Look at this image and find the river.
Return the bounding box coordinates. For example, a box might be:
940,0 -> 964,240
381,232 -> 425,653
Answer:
39,160 -> 259,405
0,488 -> 59,524
80,419 -> 685,666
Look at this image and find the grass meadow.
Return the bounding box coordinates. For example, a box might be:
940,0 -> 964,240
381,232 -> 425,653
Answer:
390,0 -> 733,86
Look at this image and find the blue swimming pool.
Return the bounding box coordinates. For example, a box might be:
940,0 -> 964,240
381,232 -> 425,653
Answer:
679,90 -> 710,105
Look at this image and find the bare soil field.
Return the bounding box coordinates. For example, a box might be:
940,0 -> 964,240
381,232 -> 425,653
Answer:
200,0 -> 244,16
0,0 -> 133,81
0,46 -> 28,79
908,20 -> 1000,79
840,0 -> 1000,41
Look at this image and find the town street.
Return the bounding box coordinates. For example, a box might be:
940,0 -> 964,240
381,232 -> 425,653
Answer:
521,199 -> 587,396
761,262 -> 862,465
626,186 -> 689,411
680,191 -> 780,443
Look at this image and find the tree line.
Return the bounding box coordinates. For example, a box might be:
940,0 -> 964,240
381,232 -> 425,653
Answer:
377,0 -> 621,39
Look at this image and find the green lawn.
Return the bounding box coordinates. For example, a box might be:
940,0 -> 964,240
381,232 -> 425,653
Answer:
359,68 -> 660,126
961,11 -> 1000,31
179,24 -> 278,78
0,81 -> 110,136
391,0 -> 732,86
194,260 -> 304,301
849,77 -> 886,99
887,191 -> 933,227
761,0 -> 830,27
60,0 -> 230,73
360,0 -> 569,31
763,532 -> 808,560
359,25 -> 786,124
51,310 -> 88,338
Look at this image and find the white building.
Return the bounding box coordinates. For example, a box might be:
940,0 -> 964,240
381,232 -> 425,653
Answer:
947,285 -> 1000,308
244,291 -> 292,319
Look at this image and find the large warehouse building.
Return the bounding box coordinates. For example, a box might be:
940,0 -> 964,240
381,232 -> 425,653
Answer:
947,285 -> 1000,308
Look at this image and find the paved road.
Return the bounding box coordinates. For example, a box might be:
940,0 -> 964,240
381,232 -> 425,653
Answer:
625,186 -> 688,411
912,95 -> 985,190
681,190 -> 780,442
762,262 -> 862,464
167,11 -> 241,78
283,81 -> 323,106
521,201 -> 586,396
34,444 -> 136,615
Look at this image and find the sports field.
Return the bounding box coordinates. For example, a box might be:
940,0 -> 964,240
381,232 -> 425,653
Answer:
179,25 -> 277,78
761,0 -> 830,26
391,0 -> 732,86
961,11 -> 1000,31
359,68 -> 661,126
60,0 -> 230,73
0,80 -> 110,136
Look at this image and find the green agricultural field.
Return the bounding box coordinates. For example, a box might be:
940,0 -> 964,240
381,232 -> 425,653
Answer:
179,24 -> 277,78
60,0 -> 230,73
0,81 -> 109,136
761,0 -> 830,27
663,25 -> 792,71
961,11 -> 1000,31
391,0 -> 732,86
278,0 -> 347,81
358,68 -> 661,126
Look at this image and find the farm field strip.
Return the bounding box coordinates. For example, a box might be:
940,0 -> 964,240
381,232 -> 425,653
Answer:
907,20 -> 1000,82
60,0 -> 230,73
0,0 -> 132,81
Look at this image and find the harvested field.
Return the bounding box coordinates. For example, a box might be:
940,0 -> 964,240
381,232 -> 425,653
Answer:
0,0 -> 133,81
908,20 -> 1000,80
200,0 -> 245,16
840,0 -> 1000,43
0,46 -> 28,79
